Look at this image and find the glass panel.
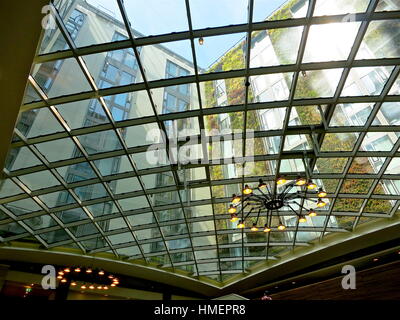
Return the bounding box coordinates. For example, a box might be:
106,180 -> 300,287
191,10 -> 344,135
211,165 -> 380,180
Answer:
376,102 -> 400,125
124,123 -> 161,147
24,215 -> 57,230
84,48 -> 138,89
314,158 -> 348,173
314,0 -> 369,16
16,108 -> 64,138
341,66 -> 394,96
108,232 -> 135,245
202,78 -> 247,108
329,103 -> 376,127
321,133 -> 359,152
56,99 -> 109,129
303,22 -> 360,63
139,43 -> 194,82
40,229 -> 71,244
356,20 -> 400,59
56,208 -> 89,224
250,73 -> 293,102
105,90 -> 154,121
31,58 -> 91,98
376,0 -> 400,11
5,147 -> 42,171
124,0 -> 188,36
94,155 -> 132,177
77,130 -> 123,155
19,171 -> 60,190
4,198 -> 42,216
333,198 -> 364,212
327,216 -> 356,230
361,132 -> 396,152
294,69 -> 343,99
39,191 -> 77,208
190,0 -> 248,29
251,27 -> 303,67
109,177 -> 142,195
118,196 -> 149,211
349,157 -> 385,174
0,180 -> 23,198
74,183 -> 108,201
289,106 -> 323,126
35,138 -> 81,162
56,163 -> 97,183
340,179 -> 374,194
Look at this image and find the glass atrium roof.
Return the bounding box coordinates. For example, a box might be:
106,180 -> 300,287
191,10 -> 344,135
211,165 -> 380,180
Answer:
1,0 -> 400,285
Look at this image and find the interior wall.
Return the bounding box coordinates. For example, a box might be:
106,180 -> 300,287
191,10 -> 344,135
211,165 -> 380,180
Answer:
270,261 -> 400,300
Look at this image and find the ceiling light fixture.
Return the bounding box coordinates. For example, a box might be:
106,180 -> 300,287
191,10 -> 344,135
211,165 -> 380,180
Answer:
227,169 -> 327,231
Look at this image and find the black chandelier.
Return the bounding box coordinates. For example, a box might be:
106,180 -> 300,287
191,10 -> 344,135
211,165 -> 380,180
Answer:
228,176 -> 328,232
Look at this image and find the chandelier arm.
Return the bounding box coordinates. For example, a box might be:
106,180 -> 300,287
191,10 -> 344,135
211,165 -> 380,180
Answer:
249,192 -> 267,202
279,182 -> 297,199
255,208 -> 261,225
257,187 -> 271,201
287,204 -> 301,217
267,209 -> 272,227
238,202 -> 249,215
244,208 -> 255,220
291,200 -> 310,211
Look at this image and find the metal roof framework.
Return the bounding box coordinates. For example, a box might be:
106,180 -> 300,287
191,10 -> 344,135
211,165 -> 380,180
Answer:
1,0 -> 400,284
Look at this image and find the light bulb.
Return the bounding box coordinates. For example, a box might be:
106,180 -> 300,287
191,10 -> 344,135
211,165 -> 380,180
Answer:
308,209 -> 317,217
86,268 -> 92,274
258,179 -> 266,189
81,285 -> 87,289
307,181 -> 317,190
243,185 -> 253,195
295,177 -> 307,186
71,282 -> 77,286
277,177 -> 286,185
230,214 -> 238,222
317,188 -> 327,198
61,279 -> 67,283
98,270 -> 105,276
250,223 -> 258,232
263,225 -> 271,233
111,283 -> 116,287
74,267 -> 81,273
298,215 -> 307,223
64,268 -> 71,273
232,194 -> 241,204
89,285 -> 95,290
199,37 -> 204,45
57,275 -> 63,279
237,220 -> 245,229
103,286 -> 109,290
97,286 -> 103,290
317,199 -> 326,207
228,205 -> 237,214
277,224 -> 286,231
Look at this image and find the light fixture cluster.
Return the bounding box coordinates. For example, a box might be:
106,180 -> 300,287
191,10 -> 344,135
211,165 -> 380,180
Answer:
57,266 -> 119,290
229,176 -> 328,232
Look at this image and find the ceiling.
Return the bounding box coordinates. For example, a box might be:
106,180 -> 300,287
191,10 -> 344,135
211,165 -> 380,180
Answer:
1,0 -> 400,289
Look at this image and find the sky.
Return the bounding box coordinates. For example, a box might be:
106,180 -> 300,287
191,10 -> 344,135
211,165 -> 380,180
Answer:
86,0 -> 288,68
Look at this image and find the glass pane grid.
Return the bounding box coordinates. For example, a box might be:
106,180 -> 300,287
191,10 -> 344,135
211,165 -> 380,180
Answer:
2,0 -> 400,284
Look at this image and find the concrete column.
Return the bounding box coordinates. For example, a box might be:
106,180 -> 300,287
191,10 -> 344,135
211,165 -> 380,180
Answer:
0,0 -> 49,170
